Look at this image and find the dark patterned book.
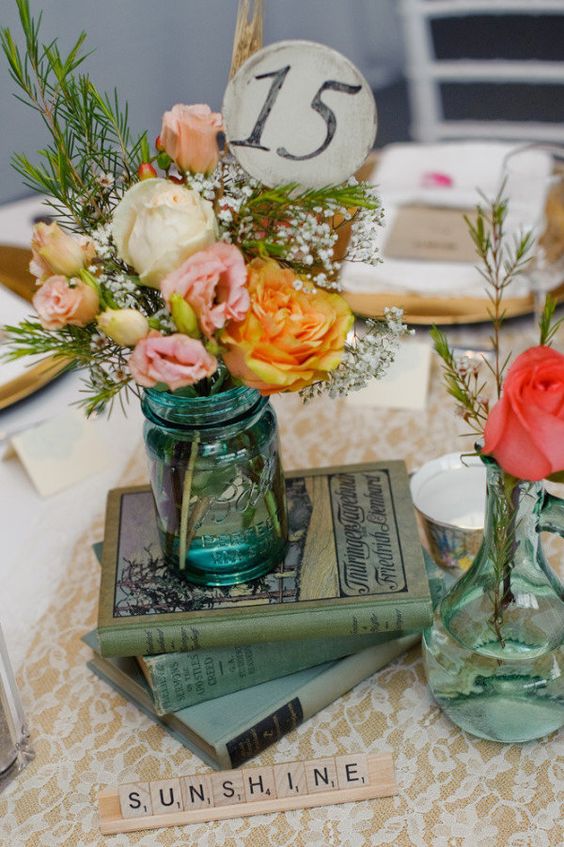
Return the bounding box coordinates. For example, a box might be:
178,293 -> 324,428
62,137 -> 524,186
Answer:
97,462 -> 432,657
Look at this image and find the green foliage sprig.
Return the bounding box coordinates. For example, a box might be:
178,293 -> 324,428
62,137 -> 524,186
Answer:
1,0 -> 145,230
431,187 -> 534,433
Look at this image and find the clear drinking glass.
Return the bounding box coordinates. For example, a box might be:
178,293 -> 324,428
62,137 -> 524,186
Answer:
502,143 -> 564,325
0,623 -> 34,793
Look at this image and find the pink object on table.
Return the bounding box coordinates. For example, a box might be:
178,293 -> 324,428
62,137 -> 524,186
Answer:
420,171 -> 454,188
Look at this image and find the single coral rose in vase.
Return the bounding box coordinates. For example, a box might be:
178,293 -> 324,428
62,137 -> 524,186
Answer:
424,191 -> 564,744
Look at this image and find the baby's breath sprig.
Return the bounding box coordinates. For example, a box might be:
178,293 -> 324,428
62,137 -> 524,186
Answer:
300,308 -> 412,401
218,159 -> 381,288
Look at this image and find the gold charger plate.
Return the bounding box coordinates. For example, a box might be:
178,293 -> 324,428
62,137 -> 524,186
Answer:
343,283 -> 564,325
0,244 -> 68,411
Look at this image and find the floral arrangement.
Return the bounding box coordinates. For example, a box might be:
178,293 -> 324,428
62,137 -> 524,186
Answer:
431,189 -> 563,639
1,1 -> 408,414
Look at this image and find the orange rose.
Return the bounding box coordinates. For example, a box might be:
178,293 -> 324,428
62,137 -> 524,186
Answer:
221,259 -> 353,394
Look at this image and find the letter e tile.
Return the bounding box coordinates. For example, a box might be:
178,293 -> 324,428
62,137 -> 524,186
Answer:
335,753 -> 369,789
273,761 -> 306,798
305,757 -> 338,793
210,771 -> 245,807
149,778 -> 183,814
242,766 -> 276,801
181,774 -> 213,809
118,782 -> 152,818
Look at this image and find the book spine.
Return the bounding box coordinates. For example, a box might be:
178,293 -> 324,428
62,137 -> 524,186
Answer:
217,634 -> 420,768
97,599 -> 431,658
139,632 -> 396,714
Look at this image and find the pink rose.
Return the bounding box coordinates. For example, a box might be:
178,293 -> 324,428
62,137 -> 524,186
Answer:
30,222 -> 96,280
161,242 -> 249,338
483,345 -> 564,480
128,331 -> 217,391
160,104 -> 223,174
32,276 -> 99,330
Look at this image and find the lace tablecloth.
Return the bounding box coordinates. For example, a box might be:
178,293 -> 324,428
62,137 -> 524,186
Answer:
1,319 -> 563,847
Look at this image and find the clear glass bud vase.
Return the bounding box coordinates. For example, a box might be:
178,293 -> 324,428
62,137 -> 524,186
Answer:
423,458 -> 564,742
142,385 -> 288,587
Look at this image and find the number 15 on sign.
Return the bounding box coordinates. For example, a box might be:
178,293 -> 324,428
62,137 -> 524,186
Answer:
223,40 -> 377,189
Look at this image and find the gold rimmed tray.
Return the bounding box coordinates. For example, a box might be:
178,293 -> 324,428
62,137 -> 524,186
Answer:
0,244 -> 68,410
343,282 -> 564,325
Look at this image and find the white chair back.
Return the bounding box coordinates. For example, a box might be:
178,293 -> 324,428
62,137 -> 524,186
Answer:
399,0 -> 564,143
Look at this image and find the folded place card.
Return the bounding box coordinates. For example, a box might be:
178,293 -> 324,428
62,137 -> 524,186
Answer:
4,408 -> 109,496
346,340 -> 432,412
383,205 -> 476,263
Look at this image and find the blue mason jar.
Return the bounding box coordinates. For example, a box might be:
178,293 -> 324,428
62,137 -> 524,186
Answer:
142,385 -> 288,587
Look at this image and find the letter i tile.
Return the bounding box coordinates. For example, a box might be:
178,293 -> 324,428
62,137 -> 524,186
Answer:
273,762 -> 306,798
149,778 -> 183,814
305,757 -> 338,793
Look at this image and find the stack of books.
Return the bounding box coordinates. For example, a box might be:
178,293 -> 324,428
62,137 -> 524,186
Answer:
87,462 -> 433,769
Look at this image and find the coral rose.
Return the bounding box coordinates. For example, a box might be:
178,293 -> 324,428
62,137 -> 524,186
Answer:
30,222 -> 96,280
483,345 -> 564,480
128,331 -> 217,391
111,179 -> 217,288
221,259 -> 354,394
160,104 -> 223,174
161,242 -> 249,338
33,276 -> 99,330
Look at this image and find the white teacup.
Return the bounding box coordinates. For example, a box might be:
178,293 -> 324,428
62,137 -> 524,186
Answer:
410,453 -> 487,571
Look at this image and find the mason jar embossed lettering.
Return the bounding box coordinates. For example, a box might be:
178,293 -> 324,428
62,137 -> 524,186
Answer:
142,385 -> 288,587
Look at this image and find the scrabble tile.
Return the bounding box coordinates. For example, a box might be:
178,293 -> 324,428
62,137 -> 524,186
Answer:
241,766 -> 276,801
273,761 -> 307,798
305,757 -> 338,793
118,782 -> 152,818
149,778 -> 183,814
335,754 -> 369,789
210,771 -> 246,807
181,774 -> 213,809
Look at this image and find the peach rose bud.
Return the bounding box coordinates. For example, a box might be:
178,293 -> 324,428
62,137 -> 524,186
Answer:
128,331 -> 217,391
97,309 -> 150,346
160,104 -> 223,174
30,222 -> 96,280
32,276 -> 99,330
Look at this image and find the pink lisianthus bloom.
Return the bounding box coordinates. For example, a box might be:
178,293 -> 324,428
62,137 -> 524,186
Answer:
483,345 -> 564,480
128,331 -> 217,391
159,104 -> 223,174
161,242 -> 249,338
30,222 -> 96,280
32,275 -> 99,330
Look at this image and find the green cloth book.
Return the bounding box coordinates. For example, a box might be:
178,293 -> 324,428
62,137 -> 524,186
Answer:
137,631 -> 408,714
92,542 -> 407,714
84,630 -> 420,770
97,462 -> 432,658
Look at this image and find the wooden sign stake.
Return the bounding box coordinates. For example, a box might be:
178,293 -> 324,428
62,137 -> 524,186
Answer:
99,753 -> 397,835
229,0 -> 263,79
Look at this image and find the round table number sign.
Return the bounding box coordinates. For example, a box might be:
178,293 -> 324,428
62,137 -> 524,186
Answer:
223,40 -> 377,189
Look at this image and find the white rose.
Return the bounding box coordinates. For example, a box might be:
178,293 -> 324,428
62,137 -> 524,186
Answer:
97,308 -> 150,346
111,179 -> 217,288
